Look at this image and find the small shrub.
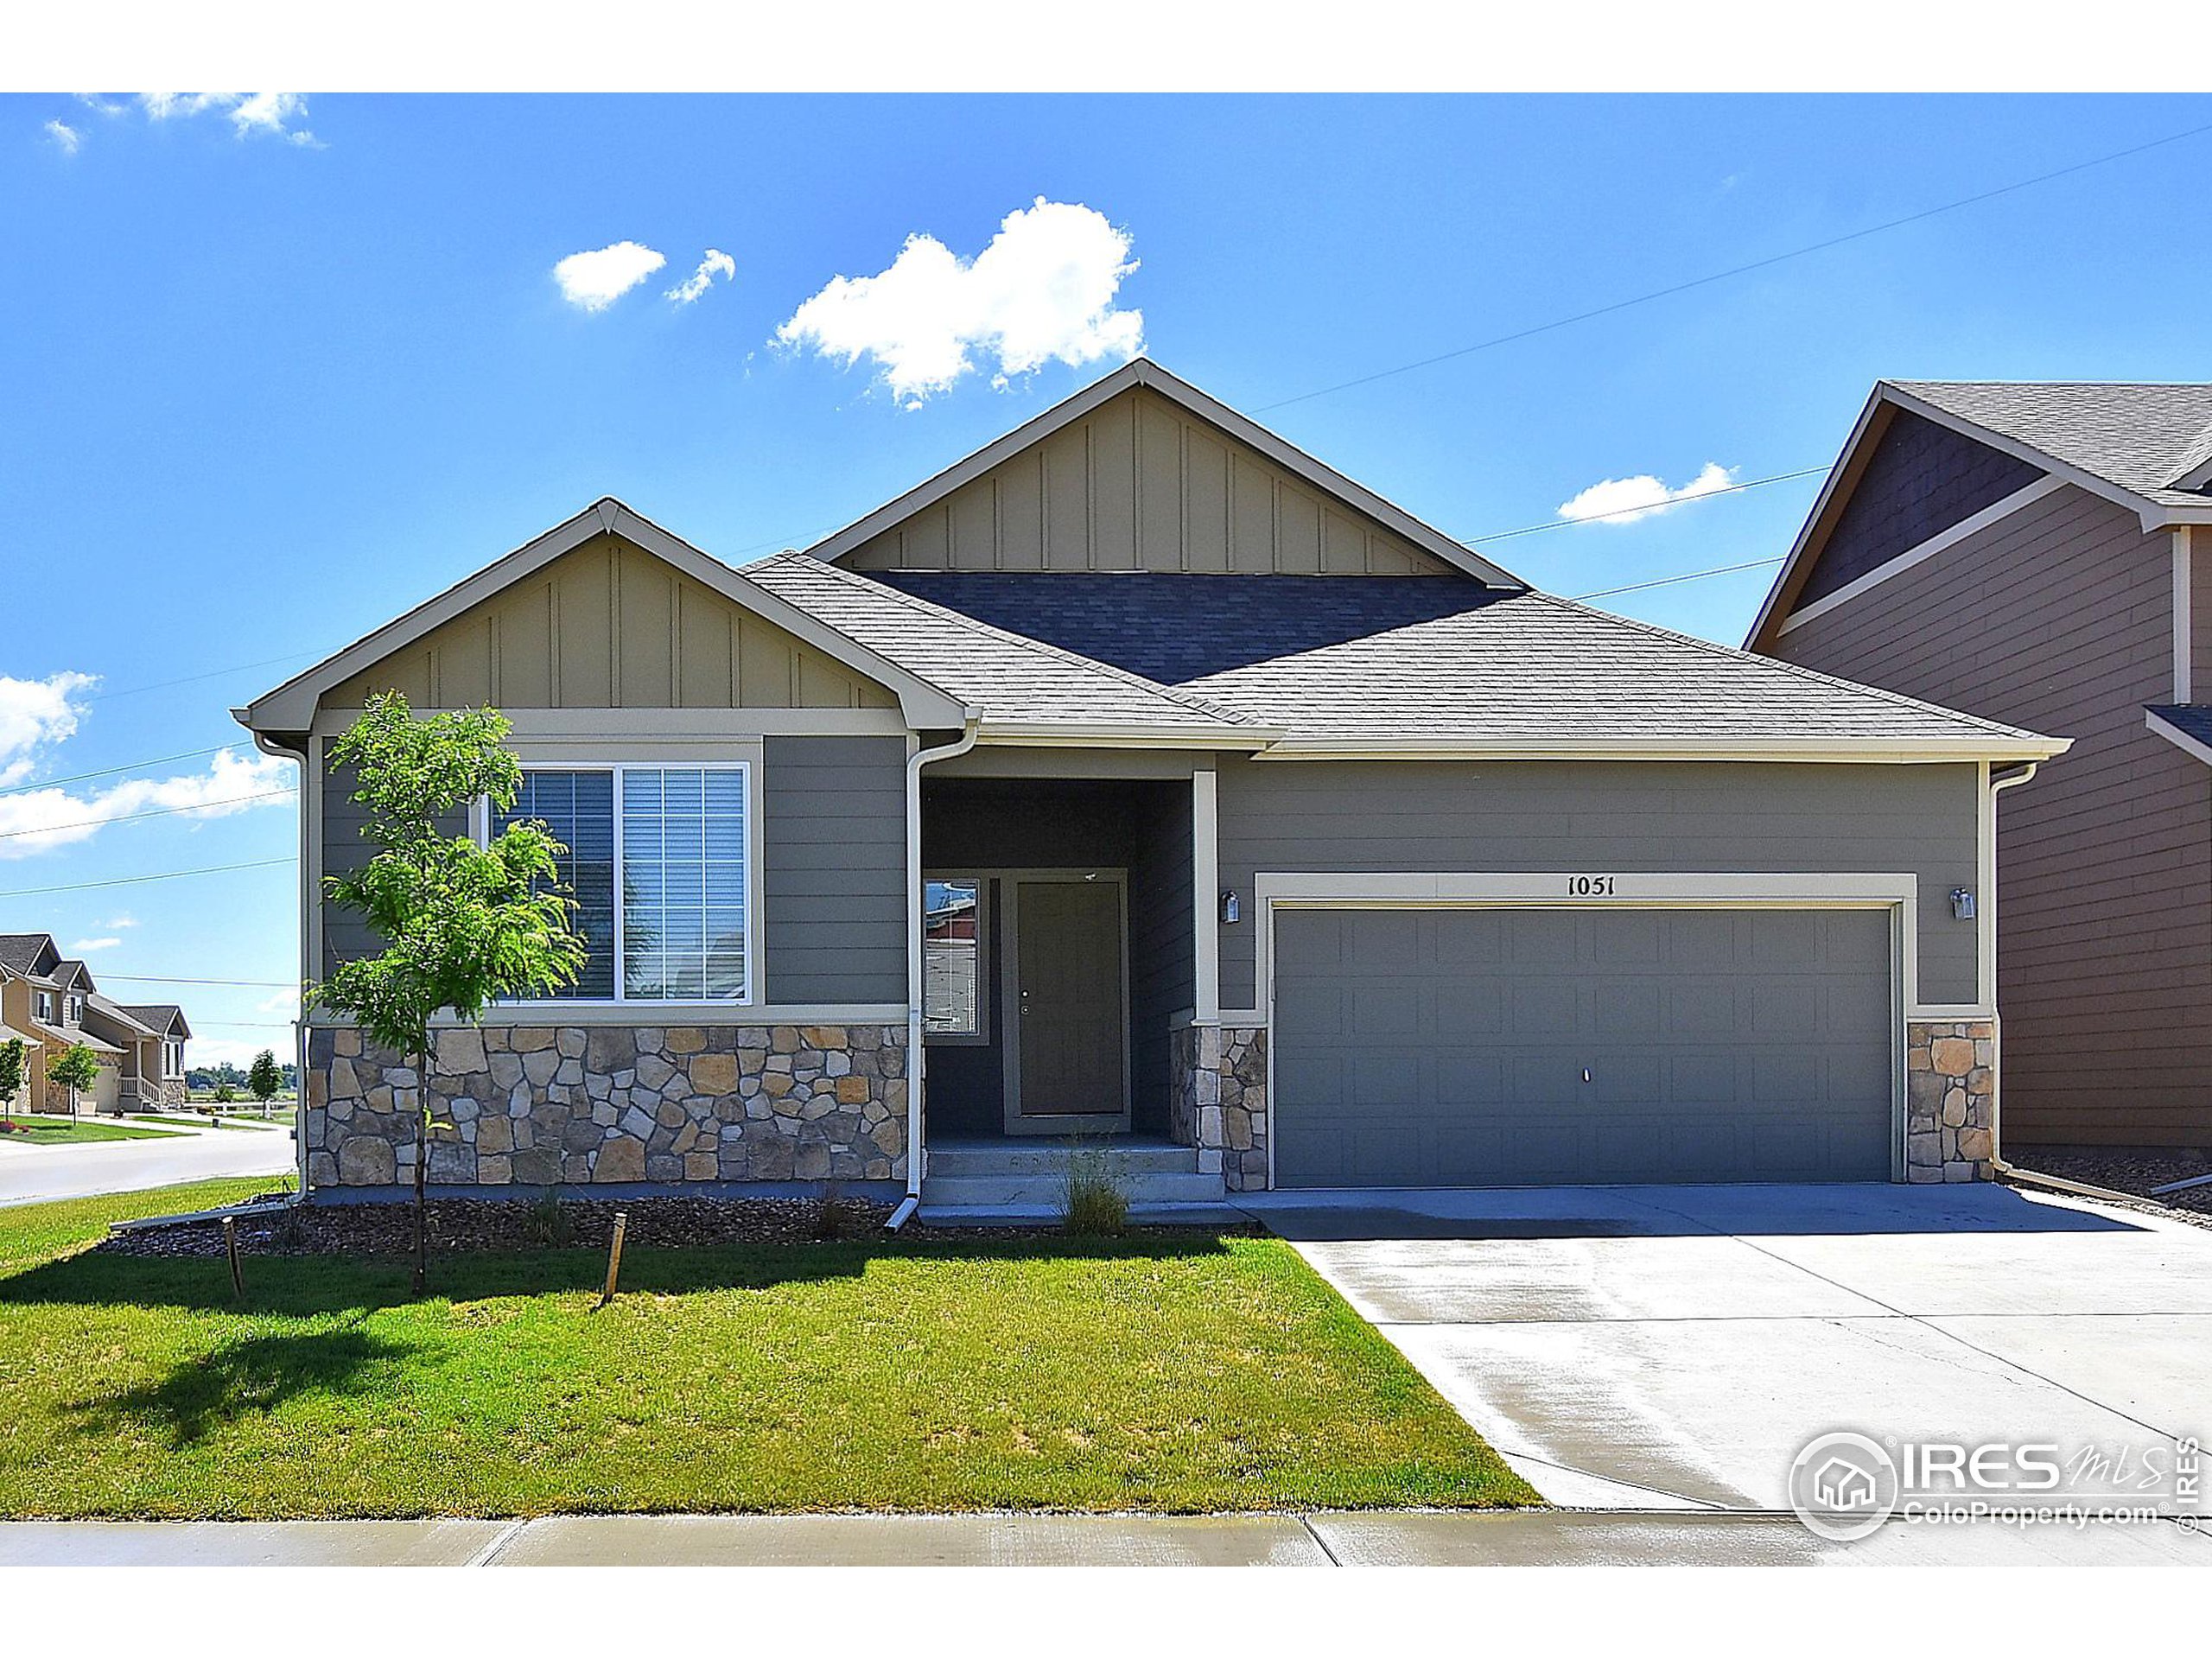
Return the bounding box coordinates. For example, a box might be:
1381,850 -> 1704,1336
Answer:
524,1185 -> 572,1247
813,1182 -> 851,1241
1061,1144 -> 1129,1236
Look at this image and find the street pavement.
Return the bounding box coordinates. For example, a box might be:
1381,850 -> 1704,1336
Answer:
0,1117 -> 295,1206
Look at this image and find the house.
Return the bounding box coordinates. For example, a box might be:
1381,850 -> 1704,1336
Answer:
1747,381 -> 2212,1147
0,934 -> 192,1115
239,359 -> 2065,1206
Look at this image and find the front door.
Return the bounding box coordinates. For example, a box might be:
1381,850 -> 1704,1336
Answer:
1005,875 -> 1128,1134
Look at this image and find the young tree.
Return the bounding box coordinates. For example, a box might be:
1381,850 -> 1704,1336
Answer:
48,1042 -> 100,1118
0,1037 -> 23,1129
247,1048 -> 283,1116
309,690 -> 587,1294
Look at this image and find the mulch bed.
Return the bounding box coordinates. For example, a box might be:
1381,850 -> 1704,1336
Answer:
97,1192 -> 1255,1258
2006,1145 -> 2212,1226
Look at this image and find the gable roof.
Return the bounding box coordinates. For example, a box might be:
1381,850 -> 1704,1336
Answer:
1177,590 -> 2063,760
0,934 -> 60,980
1747,380 -> 2212,652
50,960 -> 93,995
84,995 -> 158,1039
1891,382 -> 2212,511
238,499 -> 974,737
802,359 -> 1528,588
118,1002 -> 191,1039
744,553 -> 1270,746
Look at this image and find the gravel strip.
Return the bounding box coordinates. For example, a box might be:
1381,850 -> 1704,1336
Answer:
97,1192 -> 1252,1257
2005,1145 -> 2212,1228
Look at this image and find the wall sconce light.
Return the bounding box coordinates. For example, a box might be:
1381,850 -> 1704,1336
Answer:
1220,890 -> 1241,925
1949,887 -> 1976,921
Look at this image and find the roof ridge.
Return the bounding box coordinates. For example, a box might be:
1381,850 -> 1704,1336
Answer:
1529,592 -> 2048,743
751,550 -> 1257,727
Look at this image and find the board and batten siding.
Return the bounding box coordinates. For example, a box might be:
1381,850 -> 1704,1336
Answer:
1773,483 -> 2212,1145
1211,758 -> 1982,1011
839,386 -> 1459,577
761,735 -> 908,1005
327,532 -> 899,712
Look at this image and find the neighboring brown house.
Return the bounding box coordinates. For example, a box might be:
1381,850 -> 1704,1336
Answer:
1748,382 -> 2212,1147
0,933 -> 191,1114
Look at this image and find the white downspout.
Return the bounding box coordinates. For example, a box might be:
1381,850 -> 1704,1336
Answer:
1983,761 -> 2038,1180
887,718 -> 981,1231
251,728 -> 312,1205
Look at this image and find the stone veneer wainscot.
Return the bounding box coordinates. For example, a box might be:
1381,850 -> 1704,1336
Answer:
303,1022 -> 907,1190
1905,1018 -> 1996,1183
1169,1024 -> 1270,1192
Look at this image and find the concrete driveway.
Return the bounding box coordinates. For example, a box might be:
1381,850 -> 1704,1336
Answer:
1245,1183 -> 2212,1520
0,1119 -> 296,1206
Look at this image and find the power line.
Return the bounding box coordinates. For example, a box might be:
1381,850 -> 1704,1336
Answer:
86,973 -> 296,988
0,745 -> 242,800
0,788 -> 296,842
85,650 -> 324,703
0,856 -> 294,899
1253,119 -> 2212,414
1573,556 -> 1787,602
1465,465 -> 1829,546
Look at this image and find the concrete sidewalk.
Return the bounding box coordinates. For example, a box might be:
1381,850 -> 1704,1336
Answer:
3,1510 -> 2203,1566
0,1118 -> 295,1207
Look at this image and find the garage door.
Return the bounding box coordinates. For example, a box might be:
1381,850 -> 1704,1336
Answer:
1271,906 -> 1894,1187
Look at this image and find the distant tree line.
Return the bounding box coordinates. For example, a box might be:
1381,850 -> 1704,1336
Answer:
187,1060 -> 298,1091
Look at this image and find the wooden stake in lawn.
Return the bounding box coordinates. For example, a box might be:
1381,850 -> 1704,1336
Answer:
308,691 -> 588,1296
601,1211 -> 628,1306
223,1215 -> 244,1300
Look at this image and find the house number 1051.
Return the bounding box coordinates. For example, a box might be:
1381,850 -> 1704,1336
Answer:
1567,874 -> 1617,896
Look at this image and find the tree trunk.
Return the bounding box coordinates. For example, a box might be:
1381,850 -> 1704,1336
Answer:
412,1050 -> 429,1296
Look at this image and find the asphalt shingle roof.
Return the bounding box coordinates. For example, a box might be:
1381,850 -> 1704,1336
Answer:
742,552 -> 1256,734
874,573 -> 1509,683
118,1003 -> 188,1036
1175,591 -> 2054,748
1893,382 -> 2212,509
2148,704 -> 2212,754
0,935 -> 57,977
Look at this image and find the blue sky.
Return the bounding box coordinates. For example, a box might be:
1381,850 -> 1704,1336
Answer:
5,92 -> 2210,1062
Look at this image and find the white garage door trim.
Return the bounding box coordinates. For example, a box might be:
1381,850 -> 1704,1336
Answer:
1252,871 -> 1930,1187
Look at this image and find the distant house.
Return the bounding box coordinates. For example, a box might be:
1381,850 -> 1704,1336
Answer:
243,361 -> 2063,1206
0,934 -> 191,1114
1748,381 -> 2212,1147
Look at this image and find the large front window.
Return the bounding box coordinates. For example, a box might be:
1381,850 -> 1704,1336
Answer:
495,766 -> 753,1004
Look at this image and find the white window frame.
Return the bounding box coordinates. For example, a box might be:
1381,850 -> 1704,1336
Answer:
486,760 -> 760,1009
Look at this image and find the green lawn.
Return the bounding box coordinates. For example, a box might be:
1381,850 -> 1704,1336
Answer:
0,1116 -> 184,1147
0,1181 -> 1535,1520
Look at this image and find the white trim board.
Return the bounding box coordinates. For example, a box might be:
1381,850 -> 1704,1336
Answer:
1776,477 -> 2064,637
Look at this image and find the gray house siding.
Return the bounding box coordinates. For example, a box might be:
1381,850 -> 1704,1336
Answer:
318,755 -> 466,977
1771,483 -> 2212,1145
1212,757 -> 1982,1010
762,735 -> 908,1005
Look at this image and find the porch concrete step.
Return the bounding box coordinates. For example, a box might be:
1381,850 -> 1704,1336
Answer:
918,1169 -> 1229,1209
925,1141 -> 1202,1178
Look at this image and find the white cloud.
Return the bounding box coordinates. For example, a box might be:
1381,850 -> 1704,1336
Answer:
188,1035 -> 287,1070
44,119 -> 80,155
555,241 -> 667,312
777,198 -> 1143,405
256,990 -> 300,1017
69,937 -> 123,954
1556,462 -> 1737,526
136,92 -> 316,145
100,913 -> 138,930
666,249 -> 736,305
0,747 -> 294,860
0,672 -> 97,786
